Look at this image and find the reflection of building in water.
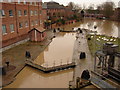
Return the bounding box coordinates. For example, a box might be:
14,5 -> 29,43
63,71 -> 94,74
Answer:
34,52 -> 45,65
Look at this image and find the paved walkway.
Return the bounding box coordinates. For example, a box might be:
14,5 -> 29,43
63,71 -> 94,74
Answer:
70,29 -> 94,88
1,30 -> 54,87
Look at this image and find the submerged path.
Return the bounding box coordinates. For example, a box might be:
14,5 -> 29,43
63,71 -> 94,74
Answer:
25,59 -> 76,73
70,29 -> 94,88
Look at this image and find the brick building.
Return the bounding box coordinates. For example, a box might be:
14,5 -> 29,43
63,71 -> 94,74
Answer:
0,0 -> 44,48
42,1 -> 65,29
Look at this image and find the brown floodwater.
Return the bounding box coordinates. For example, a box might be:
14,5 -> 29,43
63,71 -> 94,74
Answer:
59,19 -> 120,37
34,32 -> 76,67
5,32 -> 76,88
5,19 -> 120,88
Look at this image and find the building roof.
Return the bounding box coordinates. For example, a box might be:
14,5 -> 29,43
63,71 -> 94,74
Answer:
42,1 -> 65,9
28,27 -> 46,33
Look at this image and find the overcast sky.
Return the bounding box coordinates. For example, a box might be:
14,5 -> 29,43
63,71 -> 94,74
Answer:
42,0 -> 120,8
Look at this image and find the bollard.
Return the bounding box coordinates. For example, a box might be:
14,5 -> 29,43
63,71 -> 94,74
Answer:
80,52 -> 86,59
25,51 -> 31,58
1,66 -> 6,75
81,70 -> 90,80
88,37 -> 91,40
53,29 -> 56,33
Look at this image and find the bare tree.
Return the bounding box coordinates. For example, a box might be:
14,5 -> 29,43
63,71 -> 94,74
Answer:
102,1 -> 115,18
68,2 -> 74,10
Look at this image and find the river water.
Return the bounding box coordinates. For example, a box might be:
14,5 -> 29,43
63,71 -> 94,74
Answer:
60,19 -> 120,37
5,32 -> 76,88
5,19 -> 120,88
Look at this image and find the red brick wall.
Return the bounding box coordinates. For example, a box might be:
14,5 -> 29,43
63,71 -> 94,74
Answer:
2,3 -> 18,41
1,1 -> 43,47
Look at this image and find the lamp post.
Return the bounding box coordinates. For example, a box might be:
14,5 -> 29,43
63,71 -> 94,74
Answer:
93,26 -> 97,56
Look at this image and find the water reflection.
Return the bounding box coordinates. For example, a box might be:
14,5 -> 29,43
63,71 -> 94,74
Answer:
5,67 -> 73,88
59,19 -> 119,37
34,32 -> 76,67
78,19 -> 119,37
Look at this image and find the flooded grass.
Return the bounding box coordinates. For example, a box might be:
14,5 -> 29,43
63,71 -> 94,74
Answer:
87,34 -> 120,56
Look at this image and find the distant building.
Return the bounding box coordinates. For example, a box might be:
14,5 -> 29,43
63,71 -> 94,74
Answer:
42,1 -> 65,28
1,0 -> 44,48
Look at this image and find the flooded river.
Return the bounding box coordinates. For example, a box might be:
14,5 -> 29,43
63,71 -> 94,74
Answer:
5,32 -> 76,88
34,32 -> 76,67
5,19 -> 120,88
59,19 -> 120,37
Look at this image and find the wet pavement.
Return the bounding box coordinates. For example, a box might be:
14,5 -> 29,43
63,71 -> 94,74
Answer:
70,29 -> 94,88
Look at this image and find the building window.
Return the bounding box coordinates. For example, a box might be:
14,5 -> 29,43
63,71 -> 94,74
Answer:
35,20 -> 38,25
34,10 -> 37,15
2,25 -> 7,35
0,0 -> 3,2
8,0 -> 12,2
18,10 -> 22,16
24,10 -> 27,16
25,21 -> 28,27
19,22 -> 23,28
30,2 -> 32,5
0,10 -> 5,17
40,20 -> 42,24
34,2 -> 36,6
9,10 -> 13,16
31,21 -> 34,26
10,24 -> 14,32
30,10 -> 33,16
23,0 -> 26,4
40,10 -> 42,15
18,0 -> 20,4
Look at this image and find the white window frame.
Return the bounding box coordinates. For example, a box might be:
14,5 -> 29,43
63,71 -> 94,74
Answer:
25,21 -> 28,27
18,10 -> 22,16
34,10 -> 37,15
19,22 -> 23,29
23,0 -> 26,4
40,20 -> 42,24
30,10 -> 33,16
0,10 -> 5,17
35,20 -> 38,25
9,10 -> 13,16
10,24 -> 14,33
30,2 -> 32,5
31,21 -> 34,26
8,0 -> 12,3
24,10 -> 27,16
34,2 -> 36,6
2,25 -> 7,35
18,0 -> 20,4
